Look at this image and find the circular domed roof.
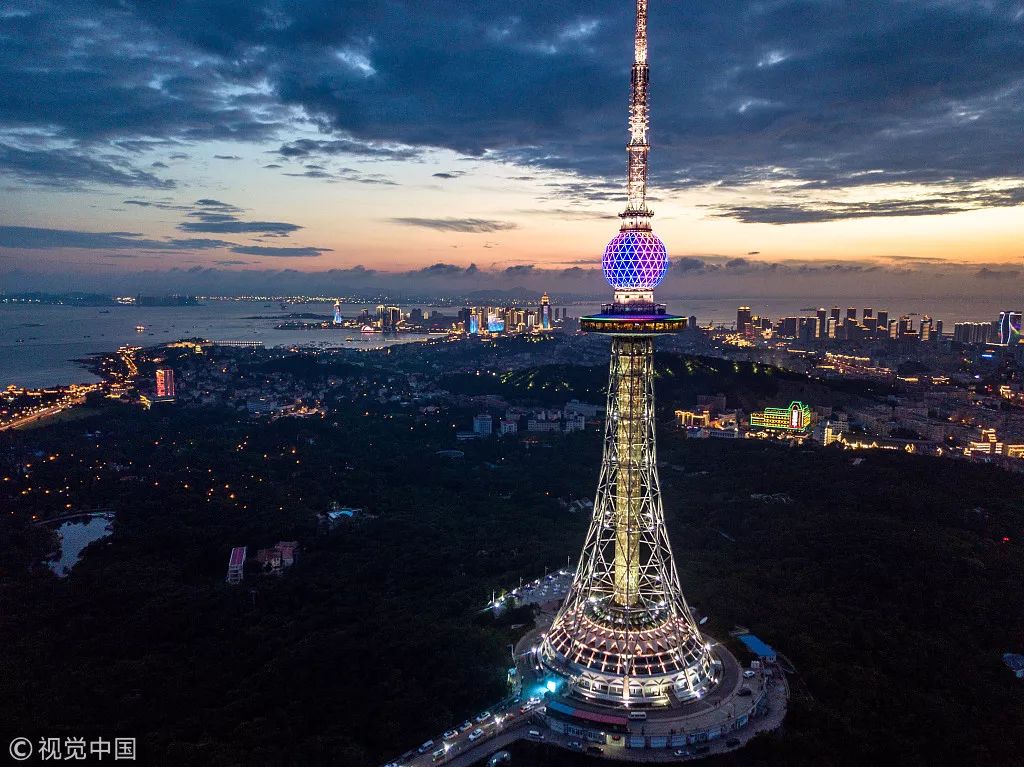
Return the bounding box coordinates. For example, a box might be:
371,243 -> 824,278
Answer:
602,230 -> 669,290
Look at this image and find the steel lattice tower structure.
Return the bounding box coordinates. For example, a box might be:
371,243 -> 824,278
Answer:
539,0 -> 721,707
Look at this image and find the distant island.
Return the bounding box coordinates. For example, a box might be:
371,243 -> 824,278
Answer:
0,292 -> 201,307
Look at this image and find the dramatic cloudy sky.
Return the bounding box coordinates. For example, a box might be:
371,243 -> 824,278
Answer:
1,0 -> 1022,298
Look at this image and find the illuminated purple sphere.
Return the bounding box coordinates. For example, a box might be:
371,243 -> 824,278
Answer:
601,230 -> 669,290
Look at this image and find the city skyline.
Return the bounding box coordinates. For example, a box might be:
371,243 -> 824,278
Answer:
2,1 -> 1023,299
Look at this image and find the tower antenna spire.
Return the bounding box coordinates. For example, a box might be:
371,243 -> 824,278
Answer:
623,0 -> 652,229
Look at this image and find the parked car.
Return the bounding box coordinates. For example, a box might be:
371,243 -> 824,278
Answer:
672,749 -> 689,757
431,748 -> 446,763
738,687 -> 753,697
458,721 -> 472,732
567,740 -> 584,751
468,729 -> 485,742
475,711 -> 491,723
416,740 -> 434,754
527,729 -> 544,740
443,730 -> 458,740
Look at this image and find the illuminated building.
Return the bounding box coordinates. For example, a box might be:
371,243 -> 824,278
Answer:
376,304 -> 402,331
487,312 -> 505,333
155,368 -> 176,400
863,308 -> 877,333
815,308 -> 827,339
953,322 -> 994,344
675,409 -> 710,428
750,401 -> 812,433
473,414 -> 493,436
737,306 -> 752,335
846,307 -> 857,323
332,300 -> 343,325
540,292 -> 552,330
822,419 -> 849,446
920,316 -> 933,342
541,0 -> 719,707
876,310 -> 889,335
998,310 -> 1022,346
226,546 -> 246,584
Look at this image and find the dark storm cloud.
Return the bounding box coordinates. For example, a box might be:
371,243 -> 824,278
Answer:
274,138 -> 420,162
504,265 -> 535,276
0,226 -> 232,251
716,184 -> 1024,224
388,217 -> 518,233
230,245 -> 330,257
977,267 -> 1020,280
180,220 -> 302,234
0,144 -> 174,189
164,238 -> 236,250
1,0 -> 1023,220
0,226 -> 163,250
410,262 -> 475,276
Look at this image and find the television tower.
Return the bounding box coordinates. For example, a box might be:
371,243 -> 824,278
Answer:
539,0 -> 720,705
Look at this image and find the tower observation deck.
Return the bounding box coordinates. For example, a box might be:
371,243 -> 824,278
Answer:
539,0 -> 719,706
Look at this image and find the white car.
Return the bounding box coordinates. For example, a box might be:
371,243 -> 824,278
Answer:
468,728 -> 485,742
743,669 -> 756,678
443,730 -> 458,740
474,711 -> 491,723
458,721 -> 472,732
527,696 -> 542,706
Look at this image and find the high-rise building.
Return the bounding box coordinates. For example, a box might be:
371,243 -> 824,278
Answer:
816,308 -> 827,339
999,310 -> 1022,346
876,310 -> 889,334
155,368 -> 176,400
472,414 -> 493,436
750,401 -> 812,432
543,0 -> 720,708
830,306 -> 841,322
376,304 -> 402,331
846,307 -> 857,323
737,306 -> 752,335
920,316 -> 933,342
540,292 -> 552,330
